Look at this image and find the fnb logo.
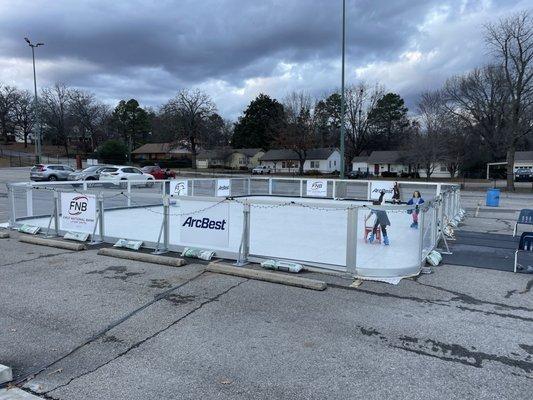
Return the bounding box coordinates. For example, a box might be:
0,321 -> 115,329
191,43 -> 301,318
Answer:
311,182 -> 323,190
69,196 -> 88,215
182,217 -> 226,230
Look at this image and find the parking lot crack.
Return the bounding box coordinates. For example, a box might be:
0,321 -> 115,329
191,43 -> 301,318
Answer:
45,277 -> 248,396
0,251 -> 73,267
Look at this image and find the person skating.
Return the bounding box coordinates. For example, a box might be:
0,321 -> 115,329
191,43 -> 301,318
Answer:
392,182 -> 401,204
365,190 -> 391,245
407,190 -> 425,229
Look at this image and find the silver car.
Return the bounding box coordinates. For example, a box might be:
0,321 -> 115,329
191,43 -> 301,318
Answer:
30,164 -> 76,181
68,165 -> 110,181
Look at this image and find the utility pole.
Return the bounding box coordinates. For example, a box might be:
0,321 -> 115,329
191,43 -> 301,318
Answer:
25,37 -> 44,164
339,0 -> 346,178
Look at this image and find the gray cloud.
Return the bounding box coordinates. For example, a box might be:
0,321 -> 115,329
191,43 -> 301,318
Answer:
0,0 -> 529,118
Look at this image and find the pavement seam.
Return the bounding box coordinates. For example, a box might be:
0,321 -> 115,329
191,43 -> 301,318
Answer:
44,277 -> 249,396
0,251 -> 74,268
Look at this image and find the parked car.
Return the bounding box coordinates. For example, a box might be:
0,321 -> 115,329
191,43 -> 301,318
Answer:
141,165 -> 176,180
99,166 -> 155,187
251,165 -> 272,175
67,165 -> 111,181
515,168 -> 533,182
30,164 -> 75,181
347,170 -> 370,179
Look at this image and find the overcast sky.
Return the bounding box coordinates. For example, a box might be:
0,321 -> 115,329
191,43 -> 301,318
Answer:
0,0 -> 530,119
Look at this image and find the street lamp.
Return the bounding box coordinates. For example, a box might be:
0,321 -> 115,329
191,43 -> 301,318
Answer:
24,37 -> 44,163
339,0 -> 346,178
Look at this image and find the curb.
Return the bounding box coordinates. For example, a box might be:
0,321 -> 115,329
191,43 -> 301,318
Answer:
206,263 -> 327,291
97,248 -> 187,267
0,388 -> 43,399
0,364 -> 12,385
18,235 -> 86,251
0,232 -> 9,239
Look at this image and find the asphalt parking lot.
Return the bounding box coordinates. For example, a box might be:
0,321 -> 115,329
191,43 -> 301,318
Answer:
0,167 -> 532,399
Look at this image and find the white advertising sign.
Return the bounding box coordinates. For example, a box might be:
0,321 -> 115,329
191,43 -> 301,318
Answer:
370,181 -> 395,200
306,179 -> 328,197
170,180 -> 188,196
216,179 -> 231,197
179,201 -> 229,248
60,192 -> 97,233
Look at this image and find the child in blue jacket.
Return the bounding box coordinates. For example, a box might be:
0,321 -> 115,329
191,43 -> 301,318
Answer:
407,191 -> 424,228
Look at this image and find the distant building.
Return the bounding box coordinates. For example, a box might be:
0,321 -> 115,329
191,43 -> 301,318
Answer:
260,148 -> 341,173
196,148 -> 264,169
132,143 -> 191,161
514,151 -> 533,170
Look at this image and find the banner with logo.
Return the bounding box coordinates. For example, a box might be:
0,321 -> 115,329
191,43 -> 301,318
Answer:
60,192 -> 97,233
216,179 -> 231,197
369,181 -> 395,200
170,180 -> 188,196
306,179 -> 328,197
179,200 -> 229,247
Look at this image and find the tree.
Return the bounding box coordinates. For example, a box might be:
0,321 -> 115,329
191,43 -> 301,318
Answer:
0,84 -> 18,144
110,99 -> 150,163
69,89 -> 111,153
95,139 -> 128,164
485,11 -> 533,190
276,91 -> 318,175
231,94 -> 285,149
314,93 -> 341,147
39,83 -> 73,157
366,92 -> 410,150
159,89 -> 217,167
13,89 -> 35,148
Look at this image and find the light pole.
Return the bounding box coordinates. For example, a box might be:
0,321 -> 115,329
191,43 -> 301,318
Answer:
25,37 -> 44,164
339,0 -> 346,178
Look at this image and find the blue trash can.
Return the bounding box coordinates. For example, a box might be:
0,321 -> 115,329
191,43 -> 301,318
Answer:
486,188 -> 500,207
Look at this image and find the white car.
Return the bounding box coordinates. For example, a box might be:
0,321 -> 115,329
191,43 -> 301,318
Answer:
99,166 -> 155,187
251,165 -> 272,175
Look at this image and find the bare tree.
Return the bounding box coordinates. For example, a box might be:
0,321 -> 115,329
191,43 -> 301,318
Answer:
160,89 -> 217,167
0,84 -> 18,144
276,91 -> 317,175
13,89 -> 35,148
345,82 -> 384,164
485,11 -> 533,190
40,83 -> 72,157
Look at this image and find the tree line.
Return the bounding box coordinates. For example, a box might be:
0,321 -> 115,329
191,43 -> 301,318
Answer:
0,11 -> 531,187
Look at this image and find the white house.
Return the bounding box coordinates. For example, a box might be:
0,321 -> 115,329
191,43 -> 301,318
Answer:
260,148 -> 341,173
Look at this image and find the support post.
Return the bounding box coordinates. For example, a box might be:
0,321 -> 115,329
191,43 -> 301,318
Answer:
26,186 -> 33,217
98,192 -> 105,242
299,179 -> 303,197
127,181 -> 131,207
234,203 -> 250,266
268,178 -> 273,195
54,191 -> 60,237
332,180 -> 336,199
191,180 -> 195,196
418,208 -> 426,266
8,185 -> 16,227
346,207 -> 358,274
152,194 -> 170,255
247,177 -> 251,195
83,181 -> 88,191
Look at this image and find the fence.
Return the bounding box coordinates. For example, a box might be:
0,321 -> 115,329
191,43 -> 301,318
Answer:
5,177 -> 462,279
0,153 -> 80,168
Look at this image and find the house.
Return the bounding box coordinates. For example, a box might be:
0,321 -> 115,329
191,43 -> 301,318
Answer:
260,148 -> 341,173
196,148 -> 264,169
132,143 -> 191,161
514,151 -> 533,171
351,150 -> 452,178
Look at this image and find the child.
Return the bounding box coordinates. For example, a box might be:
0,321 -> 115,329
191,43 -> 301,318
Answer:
407,190 -> 425,228
365,190 -> 391,245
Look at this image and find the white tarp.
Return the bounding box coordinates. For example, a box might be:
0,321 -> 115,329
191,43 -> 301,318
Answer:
170,180 -> 188,196
306,179 -> 328,197
60,192 -> 97,233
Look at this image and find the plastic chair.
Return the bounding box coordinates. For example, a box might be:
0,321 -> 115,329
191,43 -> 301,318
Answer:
514,232 -> 533,273
513,209 -> 533,237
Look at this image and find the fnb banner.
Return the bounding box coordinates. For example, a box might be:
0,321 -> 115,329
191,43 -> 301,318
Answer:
306,179 -> 328,197
60,192 -> 97,233
179,200 -> 229,247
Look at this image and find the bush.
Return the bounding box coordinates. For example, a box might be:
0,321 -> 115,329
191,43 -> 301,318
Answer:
381,171 -> 398,178
139,158 -> 192,168
96,140 -> 127,164
304,169 -> 322,175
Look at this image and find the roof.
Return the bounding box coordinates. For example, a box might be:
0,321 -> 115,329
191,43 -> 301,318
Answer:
231,148 -> 263,157
352,156 -> 369,163
367,151 -> 404,164
515,151 -> 533,162
197,148 -> 234,160
261,148 -> 338,161
132,143 -> 191,155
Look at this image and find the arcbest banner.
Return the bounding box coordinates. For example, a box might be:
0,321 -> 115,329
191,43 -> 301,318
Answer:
306,179 -> 328,197
216,179 -> 230,197
179,200 -> 229,247
369,180 -> 395,200
170,180 -> 188,196
60,192 -> 97,233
